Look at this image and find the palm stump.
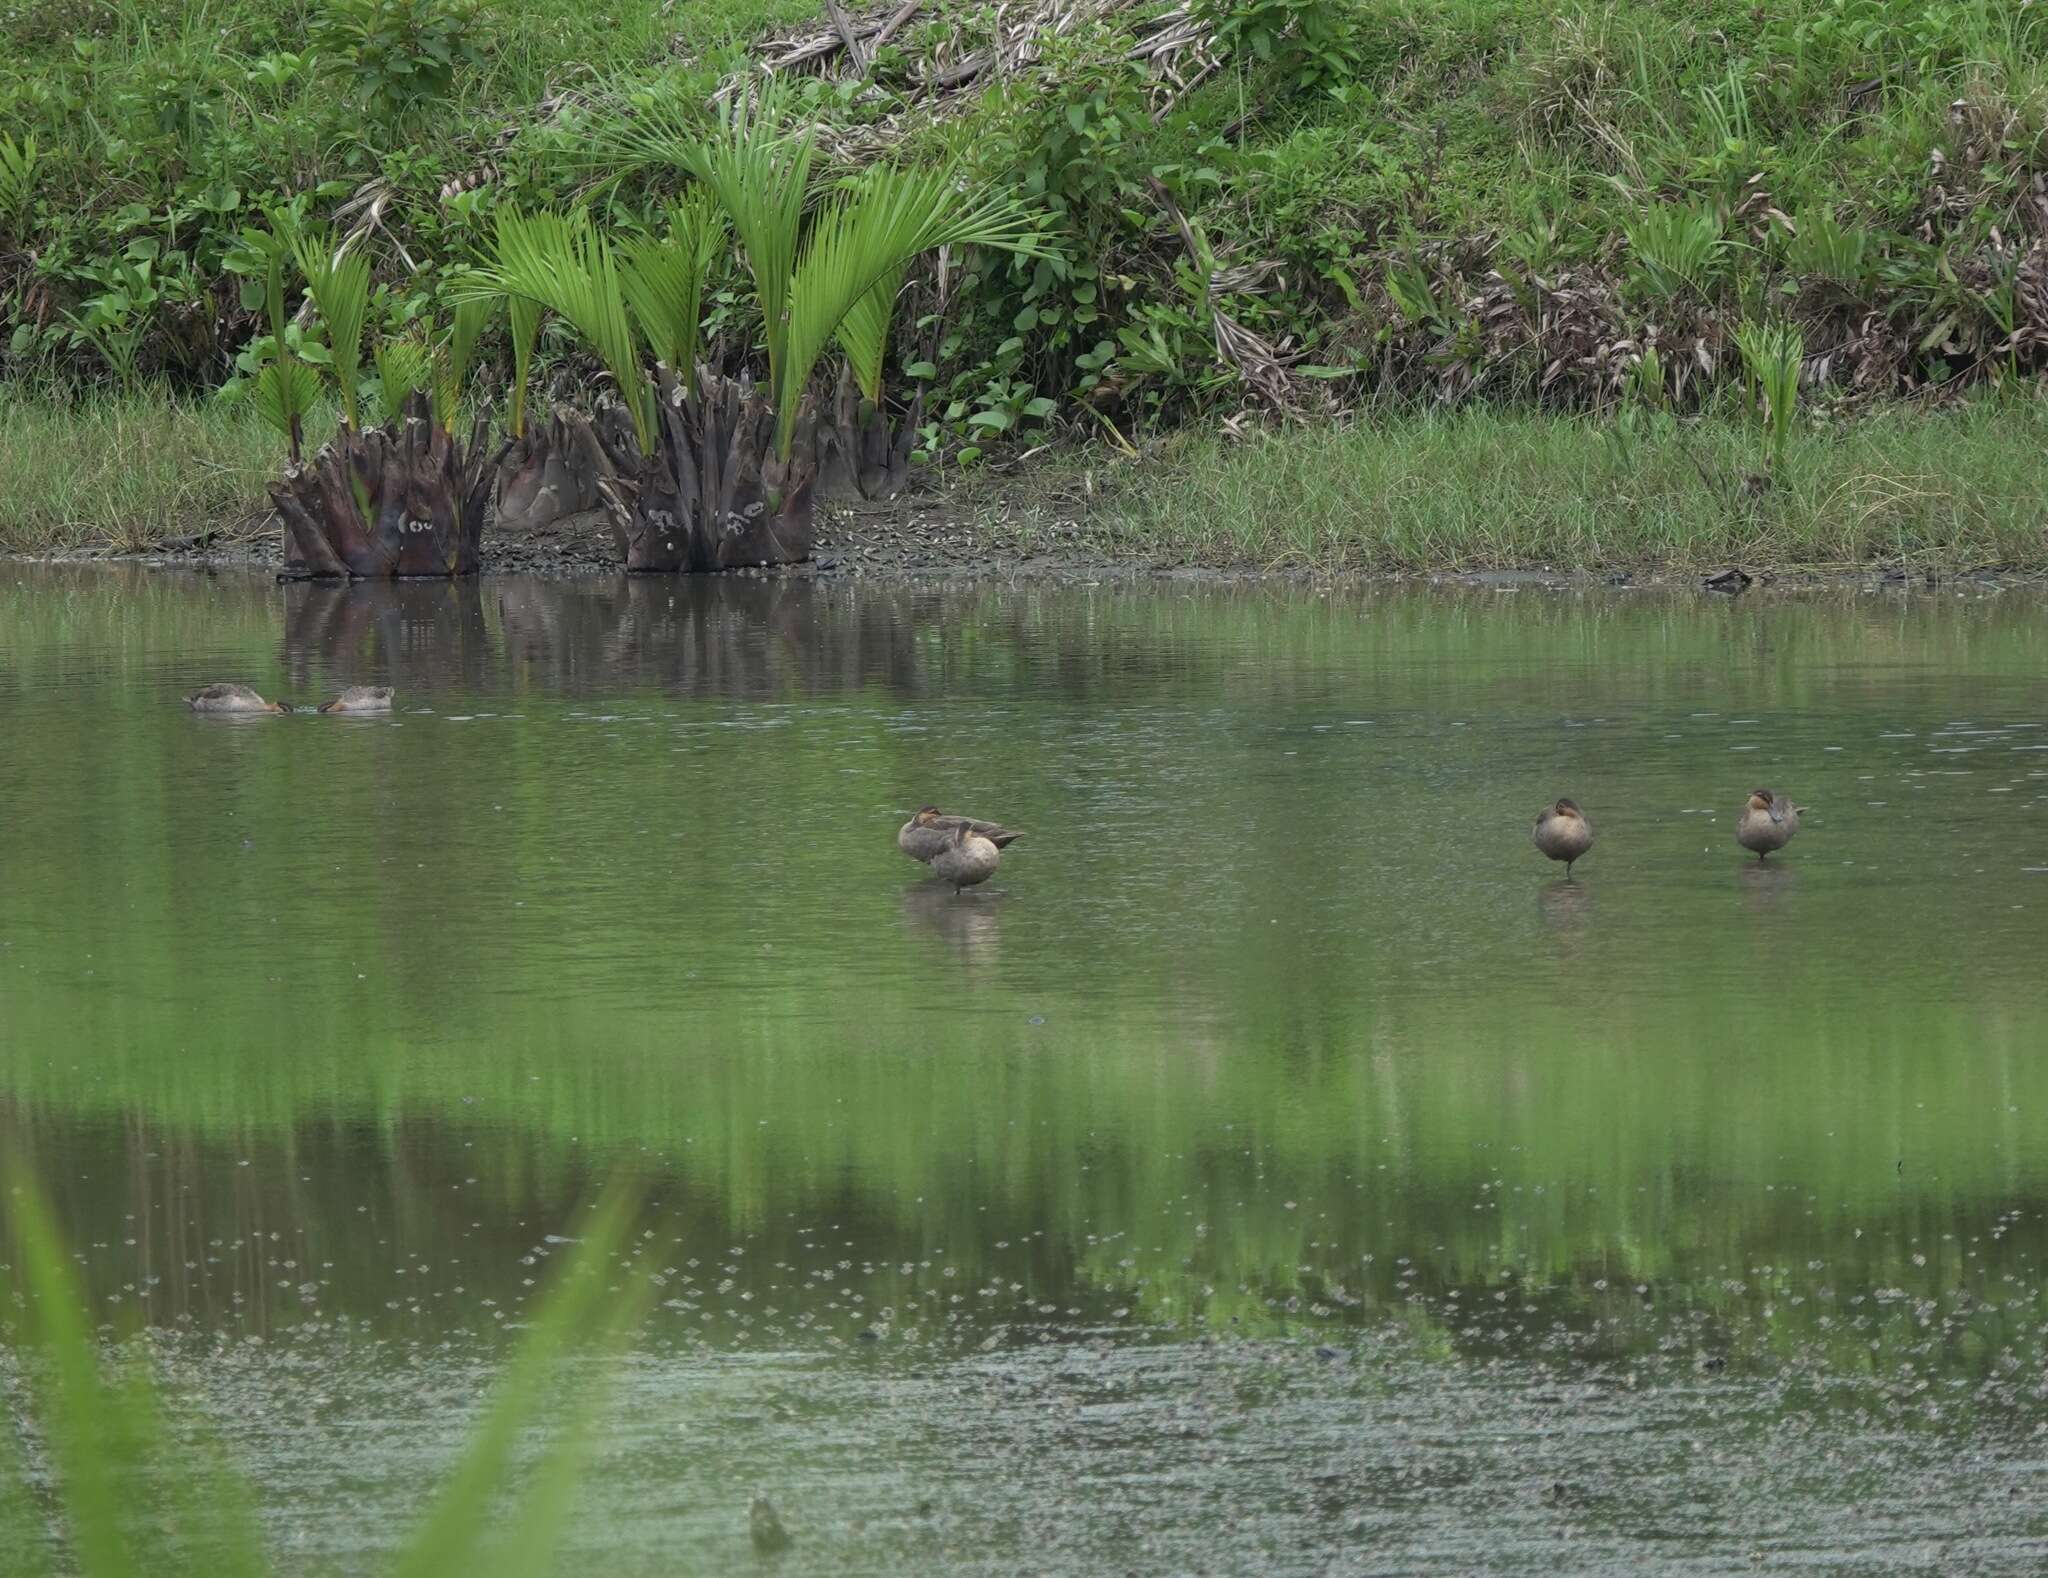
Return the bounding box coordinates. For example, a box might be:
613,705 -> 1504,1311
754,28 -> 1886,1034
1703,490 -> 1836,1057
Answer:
272,395 -> 492,578
565,372 -> 820,573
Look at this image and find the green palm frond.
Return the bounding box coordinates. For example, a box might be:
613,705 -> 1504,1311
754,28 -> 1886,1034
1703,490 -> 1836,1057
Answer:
435,297 -> 494,431
778,164 -> 1043,457
252,214 -> 295,351
675,87 -> 814,423
459,209 -> 651,451
506,294 -> 543,440
834,262 -> 908,407
574,76 -> 713,187
291,230 -> 372,430
374,334 -> 432,425
618,191 -> 725,379
252,356 -> 322,451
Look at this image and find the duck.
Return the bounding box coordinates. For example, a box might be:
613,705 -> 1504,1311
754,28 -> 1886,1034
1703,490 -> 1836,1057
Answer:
930,821 -> 1001,892
897,806 -> 1023,864
317,686 -> 395,714
1736,788 -> 1805,861
185,683 -> 290,714
1531,798 -> 1594,877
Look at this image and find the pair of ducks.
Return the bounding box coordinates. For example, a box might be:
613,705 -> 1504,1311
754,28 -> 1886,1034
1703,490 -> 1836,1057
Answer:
897,806 -> 1023,891
1532,789 -> 1807,875
185,683 -> 393,715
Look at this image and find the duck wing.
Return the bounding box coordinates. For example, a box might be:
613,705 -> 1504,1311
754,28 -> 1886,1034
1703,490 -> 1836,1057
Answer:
940,815 -> 1022,847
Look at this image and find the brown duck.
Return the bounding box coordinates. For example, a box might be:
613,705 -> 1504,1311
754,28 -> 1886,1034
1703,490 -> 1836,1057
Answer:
930,821 -> 1001,892
1531,798 -> 1594,877
898,806 -> 1023,864
185,683 -> 290,714
317,686 -> 395,714
1736,788 -> 1805,860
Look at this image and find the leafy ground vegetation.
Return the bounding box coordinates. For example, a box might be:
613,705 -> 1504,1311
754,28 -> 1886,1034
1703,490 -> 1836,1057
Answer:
1,0 -> 2045,562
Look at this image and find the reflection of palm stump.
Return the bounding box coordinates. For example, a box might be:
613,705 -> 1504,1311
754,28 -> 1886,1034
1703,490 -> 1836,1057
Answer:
272,395 -> 492,578
281,579 -> 490,693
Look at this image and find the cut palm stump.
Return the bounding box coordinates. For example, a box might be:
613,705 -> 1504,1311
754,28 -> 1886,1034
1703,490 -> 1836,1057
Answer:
564,371 -> 819,573
491,410 -> 614,537
272,394 -> 492,578
813,365 -> 920,503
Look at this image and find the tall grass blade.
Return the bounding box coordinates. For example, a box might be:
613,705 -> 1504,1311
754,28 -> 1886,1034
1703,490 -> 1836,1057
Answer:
3,1166 -> 266,1578
390,1181 -> 644,1578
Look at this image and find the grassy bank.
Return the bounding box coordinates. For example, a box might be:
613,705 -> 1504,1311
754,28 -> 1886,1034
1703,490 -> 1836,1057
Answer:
5,388 -> 2043,571
1,0 -> 2044,456
0,391 -> 333,552
1091,395 -> 2048,571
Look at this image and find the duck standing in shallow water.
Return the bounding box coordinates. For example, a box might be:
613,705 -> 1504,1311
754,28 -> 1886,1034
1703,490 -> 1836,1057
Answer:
897,806 -> 1023,864
185,684 -> 290,714
1532,798 -> 1594,878
1736,788 -> 1804,860
317,686 -> 395,714
930,821 -> 1001,892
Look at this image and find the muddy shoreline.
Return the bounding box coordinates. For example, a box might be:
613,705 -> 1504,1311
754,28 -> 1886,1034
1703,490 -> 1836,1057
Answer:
11,484 -> 2039,593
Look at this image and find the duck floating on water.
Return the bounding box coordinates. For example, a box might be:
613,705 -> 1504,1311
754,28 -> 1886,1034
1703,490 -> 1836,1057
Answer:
930,821 -> 1001,892
1736,788 -> 1805,861
185,683 -> 290,714
1532,798 -> 1594,877
898,806 -> 1023,864
317,686 -> 395,714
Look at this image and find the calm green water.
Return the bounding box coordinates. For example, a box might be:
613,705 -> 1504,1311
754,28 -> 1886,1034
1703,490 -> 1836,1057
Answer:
4,565 -> 2048,1573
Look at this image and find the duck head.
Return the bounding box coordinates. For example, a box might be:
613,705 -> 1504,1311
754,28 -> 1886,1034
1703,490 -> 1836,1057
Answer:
914,806 -> 942,827
1748,788 -> 1782,823
1552,798 -> 1583,821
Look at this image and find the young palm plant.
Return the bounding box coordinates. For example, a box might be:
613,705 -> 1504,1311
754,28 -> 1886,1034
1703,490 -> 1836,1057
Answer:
269,222 -> 495,578
465,88 -> 1043,570
1733,319 -> 1804,480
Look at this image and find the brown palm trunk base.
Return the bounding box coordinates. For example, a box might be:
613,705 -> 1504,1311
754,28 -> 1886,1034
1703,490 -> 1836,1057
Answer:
814,366 -> 922,502
272,394 -> 492,578
492,410 -> 614,537
562,372 -> 819,573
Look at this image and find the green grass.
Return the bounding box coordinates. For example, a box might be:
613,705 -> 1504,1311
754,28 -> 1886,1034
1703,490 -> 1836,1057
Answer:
2,0 -> 2047,563
1086,396 -> 2048,571
5,389 -> 2047,571
0,391 -> 333,553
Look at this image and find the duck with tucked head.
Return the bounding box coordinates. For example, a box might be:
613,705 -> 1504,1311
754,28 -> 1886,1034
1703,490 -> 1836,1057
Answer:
897,805 -> 1023,864
185,683 -> 290,714
317,686 -> 395,714
930,821 -> 1001,892
1532,798 -> 1594,878
1736,788 -> 1805,861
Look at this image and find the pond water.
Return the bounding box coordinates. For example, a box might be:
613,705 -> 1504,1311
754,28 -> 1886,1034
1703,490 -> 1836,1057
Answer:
4,564 -> 2048,1573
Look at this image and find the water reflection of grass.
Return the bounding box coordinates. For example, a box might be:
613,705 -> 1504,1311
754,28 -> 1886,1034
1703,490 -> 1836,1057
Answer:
5,571 -> 2048,1380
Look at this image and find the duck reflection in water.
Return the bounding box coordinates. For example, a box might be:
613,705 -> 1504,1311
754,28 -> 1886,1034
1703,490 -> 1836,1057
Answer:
902,881 -> 1003,960
1537,876 -> 1593,934
1738,858 -> 1796,913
